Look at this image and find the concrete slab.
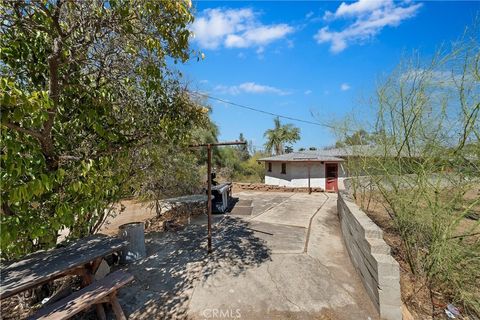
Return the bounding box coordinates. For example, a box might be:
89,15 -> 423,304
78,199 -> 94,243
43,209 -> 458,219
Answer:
118,191 -> 379,320
230,206 -> 253,216
251,193 -> 328,228
234,192 -> 293,216
247,221 -> 306,253
235,199 -> 253,207
184,192 -> 378,320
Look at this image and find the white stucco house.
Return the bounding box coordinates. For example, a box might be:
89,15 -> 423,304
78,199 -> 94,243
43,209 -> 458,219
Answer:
259,148 -> 354,191
259,145 -> 422,191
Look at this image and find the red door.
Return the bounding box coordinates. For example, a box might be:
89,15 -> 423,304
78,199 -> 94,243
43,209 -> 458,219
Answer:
325,163 -> 338,191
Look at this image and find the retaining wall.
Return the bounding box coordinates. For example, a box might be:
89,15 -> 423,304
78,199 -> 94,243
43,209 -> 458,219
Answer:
337,191 -> 402,320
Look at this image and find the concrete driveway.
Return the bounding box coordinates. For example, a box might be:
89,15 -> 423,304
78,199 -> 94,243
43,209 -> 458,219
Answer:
118,192 -> 378,320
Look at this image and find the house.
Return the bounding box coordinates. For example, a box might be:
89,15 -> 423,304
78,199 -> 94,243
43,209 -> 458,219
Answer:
259,146 -> 374,191
259,145 -> 424,191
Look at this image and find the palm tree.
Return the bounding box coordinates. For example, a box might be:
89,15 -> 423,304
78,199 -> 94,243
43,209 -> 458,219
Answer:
264,117 -> 300,155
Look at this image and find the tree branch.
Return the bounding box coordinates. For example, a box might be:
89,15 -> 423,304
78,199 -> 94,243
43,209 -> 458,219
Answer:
2,122 -> 44,140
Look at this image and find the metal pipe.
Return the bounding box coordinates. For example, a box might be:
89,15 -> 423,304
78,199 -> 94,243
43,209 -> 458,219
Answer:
188,140 -> 246,254
189,141 -> 246,147
207,144 -> 212,253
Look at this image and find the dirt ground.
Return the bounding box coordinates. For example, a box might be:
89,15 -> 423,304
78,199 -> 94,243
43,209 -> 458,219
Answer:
99,199 -> 156,236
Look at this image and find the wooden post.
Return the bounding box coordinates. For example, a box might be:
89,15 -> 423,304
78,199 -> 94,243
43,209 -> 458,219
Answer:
307,162 -> 311,194
207,144 -> 212,254
80,258 -> 107,319
95,304 -> 107,320
109,291 -> 127,320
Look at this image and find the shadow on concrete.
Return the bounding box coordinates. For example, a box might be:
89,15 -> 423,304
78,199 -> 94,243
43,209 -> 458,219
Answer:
117,216 -> 271,319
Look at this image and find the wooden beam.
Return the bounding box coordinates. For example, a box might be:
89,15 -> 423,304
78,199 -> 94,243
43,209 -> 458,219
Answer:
109,291 -> 127,320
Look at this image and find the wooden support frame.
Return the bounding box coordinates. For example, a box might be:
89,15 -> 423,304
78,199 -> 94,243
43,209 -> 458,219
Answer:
189,141 -> 247,253
109,291 -> 127,320
29,270 -> 133,320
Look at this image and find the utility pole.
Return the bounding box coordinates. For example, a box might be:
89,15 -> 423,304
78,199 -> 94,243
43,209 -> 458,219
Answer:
189,141 -> 247,253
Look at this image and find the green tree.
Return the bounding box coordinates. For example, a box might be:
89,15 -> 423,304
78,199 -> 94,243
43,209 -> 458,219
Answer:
284,145 -> 294,153
0,0 -> 204,259
335,129 -> 374,147
263,117 -> 300,155
236,151 -> 268,183
189,106 -> 224,166
236,133 -> 250,161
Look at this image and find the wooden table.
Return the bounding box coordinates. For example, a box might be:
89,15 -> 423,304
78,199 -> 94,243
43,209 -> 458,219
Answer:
0,235 -> 127,300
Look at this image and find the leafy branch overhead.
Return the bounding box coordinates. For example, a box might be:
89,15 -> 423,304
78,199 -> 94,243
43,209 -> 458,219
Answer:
0,0 -> 206,259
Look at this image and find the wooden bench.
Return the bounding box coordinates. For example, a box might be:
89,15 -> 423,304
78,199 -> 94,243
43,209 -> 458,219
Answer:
29,270 -> 134,320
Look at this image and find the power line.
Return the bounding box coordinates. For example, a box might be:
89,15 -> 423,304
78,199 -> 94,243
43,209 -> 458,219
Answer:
190,91 -> 337,129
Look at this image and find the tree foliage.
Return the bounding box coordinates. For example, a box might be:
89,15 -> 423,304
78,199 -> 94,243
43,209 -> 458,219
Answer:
0,0 -> 207,259
335,129 -> 376,147
264,117 -> 300,155
236,133 -> 250,161
284,145 -> 294,153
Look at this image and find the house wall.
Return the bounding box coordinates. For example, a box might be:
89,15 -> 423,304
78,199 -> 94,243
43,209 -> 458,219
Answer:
264,161 -> 347,189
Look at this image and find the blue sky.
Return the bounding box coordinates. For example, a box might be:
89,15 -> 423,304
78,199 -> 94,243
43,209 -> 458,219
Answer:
180,1 -> 479,150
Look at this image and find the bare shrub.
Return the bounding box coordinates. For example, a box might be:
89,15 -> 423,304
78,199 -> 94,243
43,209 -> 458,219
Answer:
339,28 -> 480,316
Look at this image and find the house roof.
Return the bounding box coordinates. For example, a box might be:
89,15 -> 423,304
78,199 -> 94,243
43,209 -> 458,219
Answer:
258,145 -> 409,162
259,152 -> 345,162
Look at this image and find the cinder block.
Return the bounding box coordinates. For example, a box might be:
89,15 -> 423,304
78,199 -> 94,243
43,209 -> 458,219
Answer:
367,238 -> 391,255
380,304 -> 402,320
374,254 -> 400,279
379,276 -> 401,291
379,284 -> 402,306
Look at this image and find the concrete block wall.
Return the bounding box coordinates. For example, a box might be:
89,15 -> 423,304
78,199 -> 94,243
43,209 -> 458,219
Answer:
337,191 -> 402,320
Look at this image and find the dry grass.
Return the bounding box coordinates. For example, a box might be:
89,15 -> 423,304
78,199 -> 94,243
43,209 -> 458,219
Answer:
355,186 -> 480,319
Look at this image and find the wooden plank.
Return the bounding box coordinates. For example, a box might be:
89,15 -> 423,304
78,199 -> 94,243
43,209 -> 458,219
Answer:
29,270 -> 133,320
0,235 -> 127,299
95,303 -> 107,320
109,291 -> 127,320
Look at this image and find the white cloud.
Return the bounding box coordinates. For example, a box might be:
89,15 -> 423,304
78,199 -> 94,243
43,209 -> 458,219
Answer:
315,0 -> 422,53
304,90 -> 312,95
191,8 -> 294,50
340,83 -> 351,91
215,82 -> 291,96
331,0 -> 388,18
